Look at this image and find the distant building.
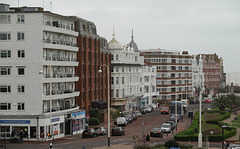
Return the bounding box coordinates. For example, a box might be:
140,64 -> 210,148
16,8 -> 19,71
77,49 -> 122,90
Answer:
140,49 -> 192,101
200,53 -> 222,95
108,30 -> 157,111
192,55 -> 205,97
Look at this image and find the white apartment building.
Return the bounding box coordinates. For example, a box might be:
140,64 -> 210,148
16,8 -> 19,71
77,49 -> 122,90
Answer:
0,4 -> 84,140
192,55 -> 205,97
140,49 -> 192,101
108,32 -> 157,112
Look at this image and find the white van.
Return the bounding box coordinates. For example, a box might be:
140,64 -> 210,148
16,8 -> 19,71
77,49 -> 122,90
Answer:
117,117 -> 127,126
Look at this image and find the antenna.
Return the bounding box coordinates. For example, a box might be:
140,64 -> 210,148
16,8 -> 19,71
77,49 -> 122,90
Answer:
131,28 -> 134,39
113,26 -> 115,37
50,2 -> 52,12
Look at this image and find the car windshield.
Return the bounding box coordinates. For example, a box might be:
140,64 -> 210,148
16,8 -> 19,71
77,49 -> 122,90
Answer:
162,108 -> 168,110
152,128 -> 161,131
112,127 -> 120,130
162,124 -> 170,128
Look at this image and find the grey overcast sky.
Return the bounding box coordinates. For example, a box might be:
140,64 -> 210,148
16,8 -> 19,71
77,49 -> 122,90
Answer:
2,0 -> 240,73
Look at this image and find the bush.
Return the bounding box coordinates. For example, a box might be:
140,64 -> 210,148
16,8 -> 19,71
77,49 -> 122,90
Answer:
111,109 -> 120,119
90,108 -> 100,119
133,145 -> 151,149
179,144 -> 193,149
164,140 -> 179,148
89,117 -> 100,125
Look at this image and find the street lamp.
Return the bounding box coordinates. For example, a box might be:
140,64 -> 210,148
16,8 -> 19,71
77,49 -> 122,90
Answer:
198,86 -> 203,147
98,64 -> 110,147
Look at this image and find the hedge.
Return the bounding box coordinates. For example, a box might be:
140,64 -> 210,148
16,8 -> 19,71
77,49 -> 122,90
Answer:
175,111 -> 236,142
89,117 -> 100,125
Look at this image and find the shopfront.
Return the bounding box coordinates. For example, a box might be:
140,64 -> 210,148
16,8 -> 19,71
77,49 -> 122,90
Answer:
71,111 -> 85,135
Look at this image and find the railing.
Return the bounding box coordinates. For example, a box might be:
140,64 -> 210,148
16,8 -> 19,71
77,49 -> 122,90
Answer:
43,89 -> 79,96
43,39 -> 77,47
43,74 -> 79,78
43,104 -> 78,113
43,56 -> 77,62
43,21 -> 76,31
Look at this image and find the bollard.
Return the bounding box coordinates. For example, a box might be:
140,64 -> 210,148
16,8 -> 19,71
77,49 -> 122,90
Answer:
50,140 -> 52,149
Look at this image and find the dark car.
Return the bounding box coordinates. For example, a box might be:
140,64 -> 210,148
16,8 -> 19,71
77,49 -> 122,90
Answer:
131,112 -> 138,120
169,115 -> 180,122
150,128 -> 163,138
82,129 -> 97,138
112,126 -> 125,136
124,115 -> 132,124
94,127 -> 107,136
140,108 -> 147,114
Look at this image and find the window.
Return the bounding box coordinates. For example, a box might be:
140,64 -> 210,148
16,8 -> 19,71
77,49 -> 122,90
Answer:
18,50 -> 25,58
116,54 -> 119,60
0,15 -> 11,23
116,89 -> 119,97
140,87 -> 142,92
111,77 -> 114,84
17,32 -> 24,40
122,77 -> 124,84
0,33 -> 11,40
122,66 -> 124,72
17,15 -> 24,23
0,67 -> 10,75
111,54 -> 114,60
140,77 -> 142,82
18,68 -> 25,75
116,77 -> 119,85
17,85 -> 25,93
0,50 -> 11,58
135,56 -> 137,61
17,103 -> 25,111
0,103 -> 11,110
116,67 -> 119,72
0,86 -> 11,93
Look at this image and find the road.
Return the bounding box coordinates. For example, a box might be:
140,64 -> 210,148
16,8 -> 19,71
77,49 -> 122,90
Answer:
4,103 -> 212,149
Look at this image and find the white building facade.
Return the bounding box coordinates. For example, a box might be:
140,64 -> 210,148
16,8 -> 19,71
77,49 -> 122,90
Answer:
192,55 -> 205,98
0,4 -> 84,140
108,32 -> 157,112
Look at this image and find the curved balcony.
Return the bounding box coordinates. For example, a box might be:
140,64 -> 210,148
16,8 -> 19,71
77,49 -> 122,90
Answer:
43,39 -> 78,52
43,89 -> 80,100
42,74 -> 79,83
42,56 -> 79,66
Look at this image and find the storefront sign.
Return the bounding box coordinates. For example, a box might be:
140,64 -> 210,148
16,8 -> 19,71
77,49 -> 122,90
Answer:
72,111 -> 85,119
0,120 -> 30,124
51,118 -> 60,122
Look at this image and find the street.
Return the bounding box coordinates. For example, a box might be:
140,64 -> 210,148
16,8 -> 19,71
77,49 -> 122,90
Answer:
4,103 -> 212,149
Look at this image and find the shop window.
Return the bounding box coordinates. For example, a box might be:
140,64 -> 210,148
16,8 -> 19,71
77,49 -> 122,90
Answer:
12,126 -> 28,138
60,123 -> 64,134
30,126 -> 36,138
1,126 -> 10,137
40,126 -> 44,138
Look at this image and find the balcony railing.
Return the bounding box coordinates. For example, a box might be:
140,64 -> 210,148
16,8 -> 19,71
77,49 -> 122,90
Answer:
43,104 -> 79,113
43,21 -> 76,31
43,89 -> 79,96
43,39 -> 77,47
43,74 -> 79,78
43,56 -> 77,62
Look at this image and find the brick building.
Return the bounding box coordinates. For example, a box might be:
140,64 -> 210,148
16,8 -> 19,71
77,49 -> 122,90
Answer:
74,17 -> 111,117
200,53 -> 222,95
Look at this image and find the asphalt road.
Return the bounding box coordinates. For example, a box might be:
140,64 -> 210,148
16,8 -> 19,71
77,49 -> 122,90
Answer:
4,103 -> 213,149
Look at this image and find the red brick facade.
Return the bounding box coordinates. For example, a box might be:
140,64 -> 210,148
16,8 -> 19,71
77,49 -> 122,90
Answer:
75,26 -> 111,116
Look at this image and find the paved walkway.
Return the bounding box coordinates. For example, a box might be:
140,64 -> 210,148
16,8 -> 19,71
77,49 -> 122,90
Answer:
224,111 -> 240,142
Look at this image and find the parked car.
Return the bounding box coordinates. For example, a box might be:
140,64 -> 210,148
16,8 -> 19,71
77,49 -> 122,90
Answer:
161,107 -> 169,114
169,115 -> 180,122
112,126 -> 125,136
131,112 -> 138,120
140,108 -> 147,114
82,129 -> 97,138
134,111 -> 142,117
161,123 -> 172,133
94,127 -> 107,136
165,121 -> 175,131
117,117 -> 128,126
144,106 -> 152,113
152,103 -> 157,109
124,115 -> 133,124
150,128 -> 163,138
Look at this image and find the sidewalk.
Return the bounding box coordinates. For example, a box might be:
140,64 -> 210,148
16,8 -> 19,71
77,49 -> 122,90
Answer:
224,110 -> 240,142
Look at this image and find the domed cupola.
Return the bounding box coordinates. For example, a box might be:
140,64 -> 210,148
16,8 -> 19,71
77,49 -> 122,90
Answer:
108,27 -> 122,50
128,29 -> 139,52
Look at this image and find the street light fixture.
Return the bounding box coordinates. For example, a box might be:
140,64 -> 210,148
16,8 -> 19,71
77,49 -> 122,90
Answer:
98,64 -> 110,147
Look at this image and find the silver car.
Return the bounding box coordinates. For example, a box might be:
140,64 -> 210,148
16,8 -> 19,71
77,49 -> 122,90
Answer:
161,123 -> 171,133
94,127 -> 107,136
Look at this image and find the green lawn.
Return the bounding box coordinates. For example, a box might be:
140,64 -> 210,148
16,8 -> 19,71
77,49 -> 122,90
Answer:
232,124 -> 240,127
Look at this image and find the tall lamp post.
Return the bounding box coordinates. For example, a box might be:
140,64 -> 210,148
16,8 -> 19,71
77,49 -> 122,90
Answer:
98,64 -> 110,147
198,87 -> 203,147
